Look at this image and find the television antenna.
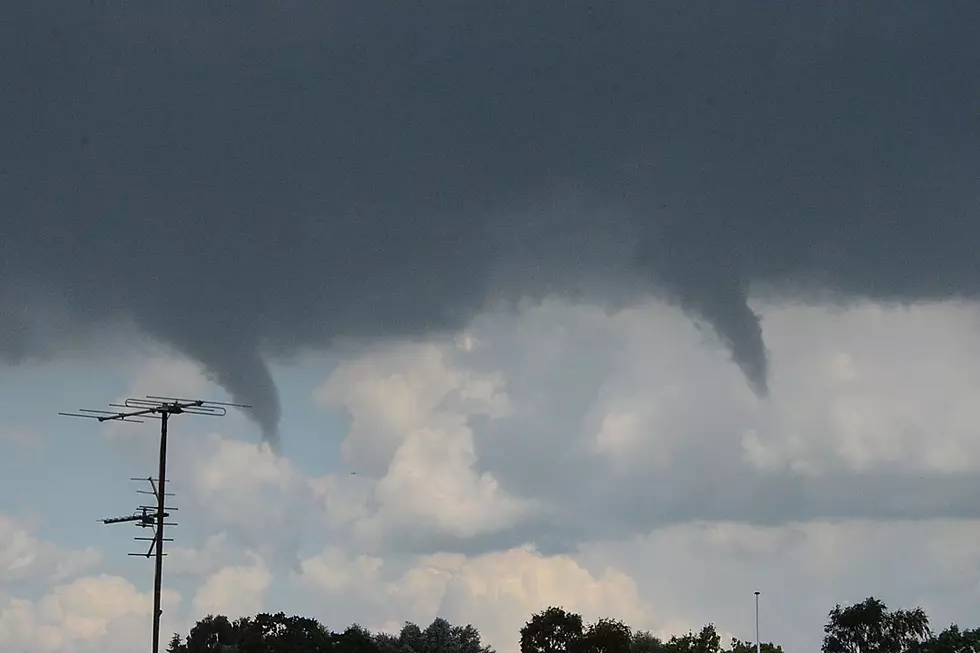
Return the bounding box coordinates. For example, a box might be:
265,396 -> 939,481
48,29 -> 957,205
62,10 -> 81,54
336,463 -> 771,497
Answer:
61,396 -> 250,653
99,477 -> 178,558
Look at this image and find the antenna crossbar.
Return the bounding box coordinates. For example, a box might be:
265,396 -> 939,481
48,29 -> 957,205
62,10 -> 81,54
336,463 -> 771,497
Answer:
101,514 -> 144,525
61,395 -> 251,423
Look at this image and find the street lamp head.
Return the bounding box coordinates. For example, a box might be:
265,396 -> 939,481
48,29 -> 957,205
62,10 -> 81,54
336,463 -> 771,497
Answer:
754,591 -> 760,596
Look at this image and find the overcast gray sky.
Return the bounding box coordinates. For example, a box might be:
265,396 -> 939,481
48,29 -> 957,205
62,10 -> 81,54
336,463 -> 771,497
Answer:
3,3 -> 980,652
4,1 -> 980,442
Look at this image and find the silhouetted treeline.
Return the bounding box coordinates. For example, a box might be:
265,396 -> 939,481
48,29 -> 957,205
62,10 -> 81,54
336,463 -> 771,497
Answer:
167,597 -> 980,653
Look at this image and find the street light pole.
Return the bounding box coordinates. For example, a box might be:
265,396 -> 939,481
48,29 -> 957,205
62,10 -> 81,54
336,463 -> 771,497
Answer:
754,591 -> 761,653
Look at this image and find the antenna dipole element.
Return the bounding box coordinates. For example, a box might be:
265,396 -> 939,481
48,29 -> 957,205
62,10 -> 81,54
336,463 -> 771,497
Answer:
62,396 -> 250,653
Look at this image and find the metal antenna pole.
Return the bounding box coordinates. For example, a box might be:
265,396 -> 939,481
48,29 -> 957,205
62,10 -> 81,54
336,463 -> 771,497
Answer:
754,591 -> 761,653
61,395 -> 250,653
152,411 -> 168,653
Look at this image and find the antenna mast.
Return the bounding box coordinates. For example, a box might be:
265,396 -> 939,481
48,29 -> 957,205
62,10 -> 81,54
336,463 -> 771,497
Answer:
61,396 -> 250,653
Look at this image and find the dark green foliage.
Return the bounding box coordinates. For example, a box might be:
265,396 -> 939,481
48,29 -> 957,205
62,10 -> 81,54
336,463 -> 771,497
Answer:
424,618 -> 459,653
727,639 -> 783,653
823,597 -> 931,653
521,607 -> 585,653
630,631 -> 664,653
579,618 -> 632,653
661,624 -> 721,653
168,597 -> 978,653
230,612 -> 332,653
185,614 -> 236,652
168,614 -> 494,653
168,632 -> 187,653
400,622 -> 426,653
457,623 -> 495,653
376,632 -> 404,653
918,624 -> 980,653
334,624 -> 381,653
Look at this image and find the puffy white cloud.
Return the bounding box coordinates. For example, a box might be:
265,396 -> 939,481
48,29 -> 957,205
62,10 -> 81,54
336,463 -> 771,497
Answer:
366,421 -> 530,539
54,295 -> 980,653
298,298 -> 980,554
0,524 -> 266,652
0,574 -> 181,653
452,299 -> 980,532
316,342 -> 512,463
298,547 -> 384,599
168,434 -> 316,574
298,544 -> 649,653
315,342 -> 528,547
433,547 -> 650,651
291,297 -> 980,650
166,533 -> 251,579
182,436 -> 300,527
0,515 -> 101,585
192,554 -> 272,619
744,301 -> 980,476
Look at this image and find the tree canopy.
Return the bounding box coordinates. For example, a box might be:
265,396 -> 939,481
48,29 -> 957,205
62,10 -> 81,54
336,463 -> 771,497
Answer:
165,598 -> 980,653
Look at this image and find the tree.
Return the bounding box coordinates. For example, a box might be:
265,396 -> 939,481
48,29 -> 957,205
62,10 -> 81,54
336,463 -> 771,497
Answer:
662,625 -> 721,653
400,622 -> 426,653
223,612 -> 331,653
280,614 -> 333,653
235,613 -> 283,653
580,618 -> 632,653
333,624 -> 381,653
424,618 -> 460,653
521,607 -> 585,653
727,638 -> 784,653
186,615 -> 236,653
919,624 -> 980,653
375,632 -> 404,653
823,597 -> 931,653
232,616 -> 264,653
454,623 -> 495,653
168,633 -> 187,653
631,631 -> 664,653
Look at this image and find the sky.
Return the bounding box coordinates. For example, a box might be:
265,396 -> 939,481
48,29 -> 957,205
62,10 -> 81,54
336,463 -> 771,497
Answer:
3,2 -> 980,652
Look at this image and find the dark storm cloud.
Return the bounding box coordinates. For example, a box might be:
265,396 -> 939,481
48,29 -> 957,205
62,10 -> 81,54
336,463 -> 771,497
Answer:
3,1 -> 980,444
406,473 -> 980,559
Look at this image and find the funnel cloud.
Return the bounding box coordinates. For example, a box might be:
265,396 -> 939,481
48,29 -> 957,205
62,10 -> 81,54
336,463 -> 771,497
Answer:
3,2 -> 979,444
